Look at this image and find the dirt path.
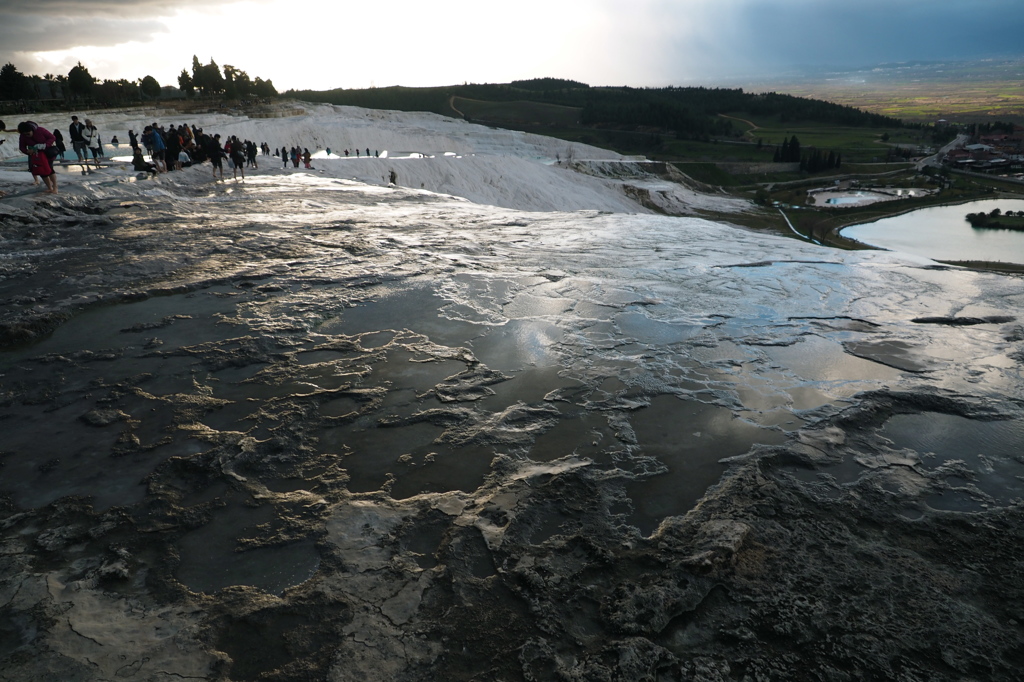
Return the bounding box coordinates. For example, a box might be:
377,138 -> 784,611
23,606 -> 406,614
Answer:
449,95 -> 466,119
718,113 -> 760,137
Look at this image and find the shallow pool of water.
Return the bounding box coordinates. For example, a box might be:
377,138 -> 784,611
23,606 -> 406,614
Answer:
880,412 -> 1024,507
625,395 -> 787,534
176,500 -> 321,595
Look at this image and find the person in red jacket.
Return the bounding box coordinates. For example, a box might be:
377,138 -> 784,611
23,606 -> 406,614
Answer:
18,121 -> 58,194
28,147 -> 57,193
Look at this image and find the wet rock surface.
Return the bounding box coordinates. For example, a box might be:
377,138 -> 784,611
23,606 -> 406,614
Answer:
2,159 -> 1024,681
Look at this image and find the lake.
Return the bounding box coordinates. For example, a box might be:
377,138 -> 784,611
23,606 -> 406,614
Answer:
842,198 -> 1024,265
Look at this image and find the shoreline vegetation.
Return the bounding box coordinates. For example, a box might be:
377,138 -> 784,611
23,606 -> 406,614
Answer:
937,259 -> 1024,273
965,209 -> 1024,231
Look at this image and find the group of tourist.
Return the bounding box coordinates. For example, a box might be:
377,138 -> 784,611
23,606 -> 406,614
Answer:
68,115 -> 105,174
342,148 -> 378,158
4,114 -> 384,193
278,146 -> 315,169
3,114 -> 123,194
131,124 -> 280,181
269,145 -> 380,170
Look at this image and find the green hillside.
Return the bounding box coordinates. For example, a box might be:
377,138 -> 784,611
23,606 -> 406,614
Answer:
287,77 -> 921,171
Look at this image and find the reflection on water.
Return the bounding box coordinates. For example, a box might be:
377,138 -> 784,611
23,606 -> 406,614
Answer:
626,396 -> 786,534
880,412 -> 1024,507
176,500 -> 320,595
471,319 -> 562,372
842,199 -> 1024,264
615,309 -> 702,346
319,284 -> 484,347
765,335 -> 903,384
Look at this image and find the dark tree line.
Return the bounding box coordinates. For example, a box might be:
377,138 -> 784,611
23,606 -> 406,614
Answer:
573,86 -> 900,130
928,120 -> 1018,146
177,56 -> 277,99
1,61 -> 144,106
972,121 -> 1018,136
291,85 -> 452,115
774,135 -> 802,162
772,136 -> 841,173
801,149 -> 841,173
0,56 -> 276,109
509,78 -> 589,92
966,209 -> 1024,230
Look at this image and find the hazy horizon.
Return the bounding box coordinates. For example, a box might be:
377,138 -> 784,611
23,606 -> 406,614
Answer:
2,0 -> 1023,93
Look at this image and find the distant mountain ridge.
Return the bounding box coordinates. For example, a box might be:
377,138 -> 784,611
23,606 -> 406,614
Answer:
730,56 -> 1024,122
731,56 -> 1024,87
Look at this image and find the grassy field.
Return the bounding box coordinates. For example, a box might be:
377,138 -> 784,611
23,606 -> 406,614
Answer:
775,83 -> 1024,123
741,58 -> 1024,123
660,139 -> 770,163
450,98 -> 918,168
634,116 -> 923,175
721,114 -> 926,160
670,158 -> 914,188
452,97 -> 582,127
674,162 -> 809,187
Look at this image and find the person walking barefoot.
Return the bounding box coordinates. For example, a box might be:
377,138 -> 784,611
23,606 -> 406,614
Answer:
69,115 -> 90,174
205,133 -> 226,181
18,121 -> 58,194
229,136 -> 245,180
29,148 -> 58,194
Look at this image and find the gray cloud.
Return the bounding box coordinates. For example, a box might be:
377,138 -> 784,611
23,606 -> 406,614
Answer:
741,1 -> 1024,69
534,0 -> 1023,87
0,15 -> 169,78
0,15 -> 167,53
1,0 -> 216,15
0,0 -> 273,75
670,0 -> 1024,79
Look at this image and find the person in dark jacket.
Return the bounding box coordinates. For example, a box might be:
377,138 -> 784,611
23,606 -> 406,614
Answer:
53,129 -> 66,160
69,115 -> 92,174
229,136 -> 245,180
203,133 -> 226,180
132,147 -> 157,174
165,129 -> 181,172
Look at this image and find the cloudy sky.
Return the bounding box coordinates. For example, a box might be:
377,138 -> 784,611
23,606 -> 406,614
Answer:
2,0 -> 1022,91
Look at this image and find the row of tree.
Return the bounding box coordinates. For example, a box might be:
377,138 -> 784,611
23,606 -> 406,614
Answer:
177,57 -> 277,99
0,57 -> 276,108
772,136 -> 841,173
0,61 -> 160,105
773,135 -> 803,162
801,149 -> 842,174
